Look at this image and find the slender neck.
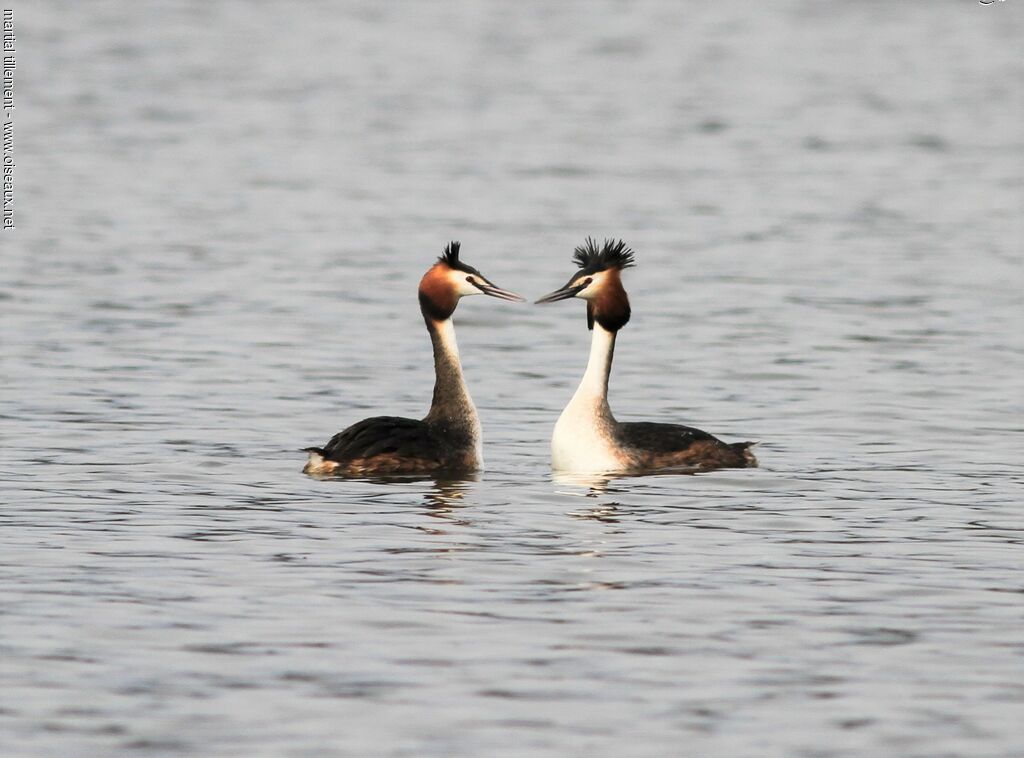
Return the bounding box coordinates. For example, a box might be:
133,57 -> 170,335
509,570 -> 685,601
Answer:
572,323 -> 617,406
425,317 -> 476,423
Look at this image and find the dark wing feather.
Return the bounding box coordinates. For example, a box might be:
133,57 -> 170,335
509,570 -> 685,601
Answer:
320,416 -> 439,463
615,421 -> 719,454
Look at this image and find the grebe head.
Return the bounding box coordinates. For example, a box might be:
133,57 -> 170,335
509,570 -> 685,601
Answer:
419,241 -> 525,321
536,237 -> 634,331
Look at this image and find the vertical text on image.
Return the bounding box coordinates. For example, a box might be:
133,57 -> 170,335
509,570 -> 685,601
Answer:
2,8 -> 14,231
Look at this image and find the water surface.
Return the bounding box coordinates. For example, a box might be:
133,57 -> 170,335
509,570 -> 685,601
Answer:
2,1 -> 1023,756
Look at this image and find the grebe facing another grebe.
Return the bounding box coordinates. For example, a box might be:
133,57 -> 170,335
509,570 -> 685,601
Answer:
303,242 -> 524,477
537,238 -> 757,475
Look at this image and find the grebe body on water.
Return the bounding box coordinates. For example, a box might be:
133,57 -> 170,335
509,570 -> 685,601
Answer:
537,238 -> 756,474
303,242 -> 523,477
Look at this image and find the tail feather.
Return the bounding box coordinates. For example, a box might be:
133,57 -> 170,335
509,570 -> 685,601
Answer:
730,441 -> 758,467
302,447 -> 340,475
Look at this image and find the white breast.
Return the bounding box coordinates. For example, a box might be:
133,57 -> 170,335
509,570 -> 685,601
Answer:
551,398 -> 627,473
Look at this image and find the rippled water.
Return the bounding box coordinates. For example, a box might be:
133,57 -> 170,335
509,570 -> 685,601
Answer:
3,1 -> 1023,756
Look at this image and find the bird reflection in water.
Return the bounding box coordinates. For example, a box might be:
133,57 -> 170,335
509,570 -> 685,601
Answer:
306,471 -> 478,527
422,475 -> 478,526
553,471 -> 623,523
553,470 -> 617,494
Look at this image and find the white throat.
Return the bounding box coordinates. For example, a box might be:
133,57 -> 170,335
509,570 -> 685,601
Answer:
434,318 -> 467,382
575,323 -> 616,402
551,324 -> 625,472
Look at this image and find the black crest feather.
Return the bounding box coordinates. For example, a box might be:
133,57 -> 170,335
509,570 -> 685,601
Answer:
439,241 -> 461,266
436,240 -> 480,276
572,237 -> 636,274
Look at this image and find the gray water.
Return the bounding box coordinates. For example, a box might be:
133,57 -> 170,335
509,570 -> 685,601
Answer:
3,1 -> 1023,756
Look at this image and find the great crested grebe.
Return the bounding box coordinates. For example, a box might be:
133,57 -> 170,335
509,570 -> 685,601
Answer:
537,238 -> 757,474
303,242 -> 524,476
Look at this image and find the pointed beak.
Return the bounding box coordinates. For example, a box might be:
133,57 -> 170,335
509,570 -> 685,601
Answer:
535,282 -> 585,304
475,281 -> 526,302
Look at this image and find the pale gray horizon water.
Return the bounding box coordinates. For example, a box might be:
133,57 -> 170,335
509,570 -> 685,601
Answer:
2,1 -> 1023,756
